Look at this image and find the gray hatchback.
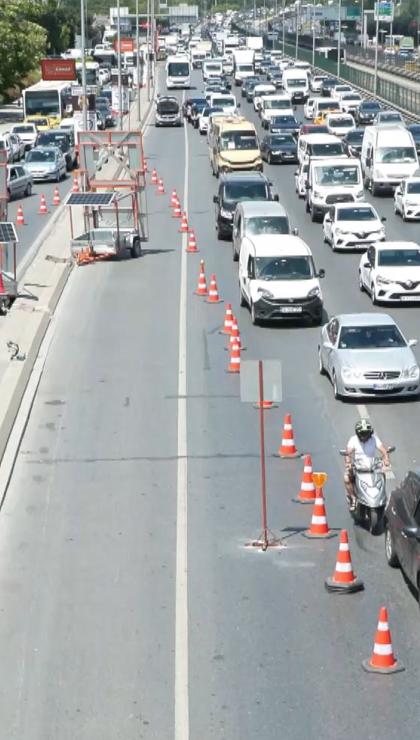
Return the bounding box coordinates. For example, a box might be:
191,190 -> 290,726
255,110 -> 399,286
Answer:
24,146 -> 66,182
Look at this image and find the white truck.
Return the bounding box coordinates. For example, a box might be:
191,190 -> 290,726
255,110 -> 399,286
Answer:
361,125 -> 419,195
282,67 -> 309,104
246,36 -> 264,52
191,41 -> 212,68
233,49 -> 255,86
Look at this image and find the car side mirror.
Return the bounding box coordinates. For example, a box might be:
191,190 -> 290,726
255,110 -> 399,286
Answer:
363,261 -> 370,268
213,195 -> 218,204
273,194 -> 279,202
318,268 -> 326,278
408,339 -> 418,347
381,216 -> 387,222
324,216 -> 331,222
292,227 -> 299,235
294,169 -> 299,176
323,340 -> 333,349
402,525 -> 420,540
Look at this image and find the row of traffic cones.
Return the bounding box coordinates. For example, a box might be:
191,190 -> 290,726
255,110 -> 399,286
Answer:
150,171 -> 201,255
15,189 -> 62,226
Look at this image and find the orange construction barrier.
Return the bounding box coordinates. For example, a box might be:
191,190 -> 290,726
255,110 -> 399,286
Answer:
16,204 -> 25,226
206,274 -> 222,304
325,529 -> 364,593
194,260 -> 207,296
363,607 -> 404,674
220,303 -> 233,335
277,413 -> 300,458
38,194 -> 48,215
293,454 -> 316,504
302,476 -> 334,539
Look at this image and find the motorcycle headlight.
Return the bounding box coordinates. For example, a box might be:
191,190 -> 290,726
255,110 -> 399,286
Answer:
376,275 -> 392,286
307,286 -> 321,298
341,366 -> 362,381
402,365 -> 420,380
220,207 -> 232,219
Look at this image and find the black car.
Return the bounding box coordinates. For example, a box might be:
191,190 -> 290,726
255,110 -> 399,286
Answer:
266,65 -> 280,81
270,71 -> 284,90
407,124 -> 420,155
385,471 -> 420,602
356,100 -> 381,125
242,76 -> 260,98
35,131 -> 77,170
155,96 -> 182,127
320,78 -> 338,97
260,134 -> 298,164
183,96 -> 206,121
342,128 -> 364,157
269,115 -> 300,136
246,80 -> 263,103
213,172 -> 278,239
96,97 -> 115,127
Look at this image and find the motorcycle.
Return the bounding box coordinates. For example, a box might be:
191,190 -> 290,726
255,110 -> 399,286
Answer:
340,446 -> 395,534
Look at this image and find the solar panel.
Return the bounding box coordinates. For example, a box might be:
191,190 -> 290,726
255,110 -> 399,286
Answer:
66,193 -> 115,206
0,222 -> 18,243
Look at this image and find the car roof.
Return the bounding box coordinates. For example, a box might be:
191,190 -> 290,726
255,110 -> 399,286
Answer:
237,200 -> 288,217
334,313 -> 395,326
375,241 -> 420,250
221,171 -> 268,182
248,234 -> 311,256
334,201 -> 375,211
303,133 -> 341,143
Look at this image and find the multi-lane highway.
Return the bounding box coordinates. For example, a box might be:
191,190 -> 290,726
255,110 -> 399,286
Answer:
0,64 -> 420,739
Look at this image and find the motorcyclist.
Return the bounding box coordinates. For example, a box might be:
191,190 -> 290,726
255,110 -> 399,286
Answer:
344,418 -> 390,510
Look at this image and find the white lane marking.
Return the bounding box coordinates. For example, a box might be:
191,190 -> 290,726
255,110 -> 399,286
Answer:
175,97 -> 189,740
356,404 -> 395,479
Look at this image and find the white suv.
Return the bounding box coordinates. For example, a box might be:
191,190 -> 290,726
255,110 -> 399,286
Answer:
323,202 -> 386,251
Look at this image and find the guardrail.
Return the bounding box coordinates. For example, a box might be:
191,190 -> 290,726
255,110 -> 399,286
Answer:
346,47 -> 420,83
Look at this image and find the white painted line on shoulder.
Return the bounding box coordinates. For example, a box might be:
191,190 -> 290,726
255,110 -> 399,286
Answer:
356,404 -> 369,418
175,94 -> 189,740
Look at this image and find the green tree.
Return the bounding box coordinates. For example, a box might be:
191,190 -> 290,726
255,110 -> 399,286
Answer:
0,0 -> 47,98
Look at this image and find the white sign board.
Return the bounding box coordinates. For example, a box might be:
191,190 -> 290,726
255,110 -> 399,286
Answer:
111,86 -> 130,113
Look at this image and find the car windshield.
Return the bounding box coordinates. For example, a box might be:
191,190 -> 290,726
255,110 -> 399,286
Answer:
362,103 -> 380,111
168,62 -> 189,76
337,206 -> 376,221
379,113 -> 403,121
409,126 -> 420,135
286,78 -> 307,87
212,97 -> 235,107
338,325 -> 406,349
318,102 -> 340,111
376,147 -> 416,163
407,182 -> 420,194
264,99 -> 290,109
246,216 -> 289,235
378,249 -> 420,266
223,181 -> 268,202
346,130 -> 364,142
342,94 -> 361,101
269,134 -> 295,145
220,131 -> 258,150
37,134 -> 68,150
311,143 -> 345,156
157,99 -> 179,113
315,164 -> 360,185
13,126 -> 34,133
255,256 -> 312,280
26,149 -> 56,162
329,118 -> 353,127
272,116 -> 296,125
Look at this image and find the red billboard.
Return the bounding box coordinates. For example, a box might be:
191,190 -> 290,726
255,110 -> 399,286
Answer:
114,38 -> 134,52
41,59 -> 77,81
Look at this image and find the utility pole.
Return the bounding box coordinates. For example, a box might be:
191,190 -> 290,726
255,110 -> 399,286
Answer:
146,0 -> 151,101
295,1 -> 300,59
312,0 -> 316,67
136,0 -> 141,123
80,0 -> 88,131
117,0 -> 123,129
282,0 -> 285,54
337,0 -> 342,78
373,4 -> 379,96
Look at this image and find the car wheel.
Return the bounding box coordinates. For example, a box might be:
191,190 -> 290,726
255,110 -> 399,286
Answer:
131,238 -> 141,258
331,237 -> 337,252
250,301 -> 259,325
305,198 -> 310,214
310,203 -> 319,222
55,171 -> 60,182
318,348 -> 326,375
385,525 -> 399,567
268,153 -> 272,165
239,283 -> 246,307
371,182 -> 379,197
358,271 -> 364,292
402,207 -> 407,222
232,244 -> 239,262
217,223 -> 225,240
394,201 -> 399,215
24,182 -> 32,197
371,283 -> 379,305
332,370 -> 341,400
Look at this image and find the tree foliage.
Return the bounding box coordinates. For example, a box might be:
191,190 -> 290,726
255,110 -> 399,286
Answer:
0,0 -> 47,98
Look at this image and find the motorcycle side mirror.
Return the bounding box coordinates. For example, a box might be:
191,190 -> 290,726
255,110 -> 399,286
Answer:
401,525 -> 420,540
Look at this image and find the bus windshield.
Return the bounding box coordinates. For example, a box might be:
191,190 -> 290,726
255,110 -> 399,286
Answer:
219,131 -> 258,150
25,90 -> 60,116
168,62 -> 190,77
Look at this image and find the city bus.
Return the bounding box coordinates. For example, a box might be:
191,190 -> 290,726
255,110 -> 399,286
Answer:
22,80 -> 72,123
76,61 -> 100,86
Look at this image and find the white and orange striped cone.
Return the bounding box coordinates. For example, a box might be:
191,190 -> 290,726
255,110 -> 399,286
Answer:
38,194 -> 48,215
16,204 -> 25,226
157,178 -> 165,195
302,480 -> 334,539
172,201 -> 182,219
226,340 -> 241,374
219,303 -> 233,335
194,260 -> 207,296
293,454 -> 316,504
53,187 -> 61,206
170,189 -> 178,208
179,212 -> 190,233
363,607 -> 404,674
72,176 -> 79,193
325,530 -> 364,593
276,413 -> 300,458
186,230 -> 199,253
151,168 -> 158,185
206,274 -> 223,304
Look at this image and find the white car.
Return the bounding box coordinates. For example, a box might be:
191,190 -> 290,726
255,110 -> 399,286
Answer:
198,107 -> 212,134
325,112 -> 355,138
253,84 -> 276,112
359,241 -> 420,304
303,98 -> 316,119
310,74 -> 327,92
295,161 -> 309,197
394,177 -> 420,221
323,202 -> 386,251
331,84 -> 353,101
339,92 -> 362,114
9,123 -> 38,151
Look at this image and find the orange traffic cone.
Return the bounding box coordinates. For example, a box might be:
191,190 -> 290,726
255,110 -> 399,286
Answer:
172,201 -> 182,219
206,274 -> 223,304
151,168 -> 158,185
194,260 -> 207,296
325,530 -> 364,593
293,454 -> 316,504
179,212 -> 189,233
157,178 -> 165,195
72,176 -> 79,193
277,413 -> 300,458
170,189 -> 178,208
186,230 -> 199,253
53,188 -> 61,206
16,204 -> 25,226
220,303 -> 233,335
227,340 -> 241,374
363,607 -> 404,674
302,481 -> 334,539
38,194 -> 48,214
227,316 -> 245,352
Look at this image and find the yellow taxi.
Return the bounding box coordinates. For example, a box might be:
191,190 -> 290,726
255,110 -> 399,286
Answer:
24,115 -> 59,130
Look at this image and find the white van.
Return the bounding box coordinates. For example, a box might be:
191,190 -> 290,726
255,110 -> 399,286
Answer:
209,93 -> 237,114
306,157 -> 364,221
260,94 -> 293,128
253,84 -> 276,111
202,59 -> 223,81
298,133 -> 346,164
232,200 -> 297,260
282,68 -> 309,103
238,234 -> 325,325
361,125 -> 419,195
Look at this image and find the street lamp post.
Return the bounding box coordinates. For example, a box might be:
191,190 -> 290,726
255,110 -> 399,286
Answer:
282,0 -> 286,55
295,1 -> 300,60
117,0 -> 123,129
312,0 -> 316,67
373,4 -> 380,97
136,0 -> 141,123
337,0 -> 342,78
80,0 -> 88,132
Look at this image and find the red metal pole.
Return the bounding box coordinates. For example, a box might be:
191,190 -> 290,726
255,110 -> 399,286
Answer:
258,360 -> 268,550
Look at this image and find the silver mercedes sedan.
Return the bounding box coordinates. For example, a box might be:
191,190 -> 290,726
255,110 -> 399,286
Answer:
318,313 -> 420,399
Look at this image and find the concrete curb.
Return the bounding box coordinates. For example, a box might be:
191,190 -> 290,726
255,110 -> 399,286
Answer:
0,79 -> 155,467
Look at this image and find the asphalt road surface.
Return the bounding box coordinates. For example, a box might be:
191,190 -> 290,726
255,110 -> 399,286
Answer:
0,65 -> 420,740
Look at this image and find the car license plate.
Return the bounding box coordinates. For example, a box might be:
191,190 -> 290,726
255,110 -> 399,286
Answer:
401,296 -> 420,301
373,383 -> 394,390
280,306 -> 302,314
